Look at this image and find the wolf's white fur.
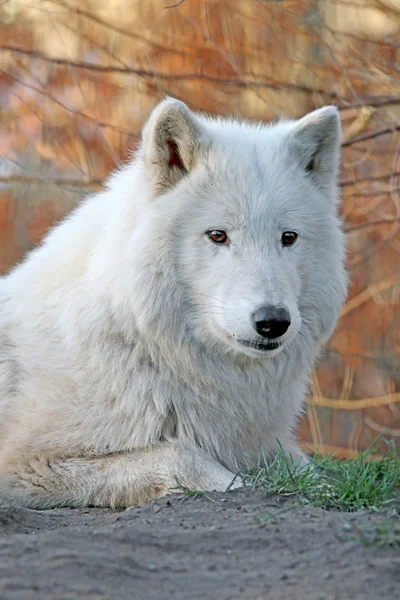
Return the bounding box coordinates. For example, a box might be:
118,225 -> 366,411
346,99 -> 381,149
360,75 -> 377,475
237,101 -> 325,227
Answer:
0,98 -> 347,508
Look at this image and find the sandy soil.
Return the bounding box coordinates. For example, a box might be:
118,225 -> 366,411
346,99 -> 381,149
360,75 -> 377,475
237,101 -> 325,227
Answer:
0,489 -> 399,599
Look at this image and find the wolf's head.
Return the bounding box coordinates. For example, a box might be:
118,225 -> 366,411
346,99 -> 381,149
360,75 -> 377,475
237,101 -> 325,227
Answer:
127,98 -> 347,360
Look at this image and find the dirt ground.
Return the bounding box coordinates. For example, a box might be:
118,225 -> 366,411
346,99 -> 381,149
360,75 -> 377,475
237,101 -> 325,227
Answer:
0,489 -> 398,600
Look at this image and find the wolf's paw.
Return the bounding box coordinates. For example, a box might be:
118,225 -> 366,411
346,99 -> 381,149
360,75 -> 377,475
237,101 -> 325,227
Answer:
224,473 -> 243,491
173,446 -> 244,494
203,471 -> 243,493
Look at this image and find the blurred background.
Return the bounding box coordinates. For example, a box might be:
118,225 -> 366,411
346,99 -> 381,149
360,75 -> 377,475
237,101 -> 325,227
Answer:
0,0 -> 399,458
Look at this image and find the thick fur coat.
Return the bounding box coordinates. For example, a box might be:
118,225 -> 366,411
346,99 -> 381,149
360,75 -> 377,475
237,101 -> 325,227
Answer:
0,98 -> 347,508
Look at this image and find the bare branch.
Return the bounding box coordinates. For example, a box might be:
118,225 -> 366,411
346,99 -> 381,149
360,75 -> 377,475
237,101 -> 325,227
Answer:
341,107 -> 374,144
341,171 -> 400,187
165,0 -> 185,7
338,97 -> 400,110
0,175 -> 103,189
344,218 -> 400,233
322,22 -> 400,47
46,0 -> 187,56
342,125 -> 400,147
4,45 -> 400,119
340,273 -> 400,318
0,45 -> 339,98
0,67 -> 137,137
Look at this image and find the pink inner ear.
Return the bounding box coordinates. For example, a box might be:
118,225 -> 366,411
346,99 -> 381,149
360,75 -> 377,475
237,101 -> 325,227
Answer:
166,139 -> 184,170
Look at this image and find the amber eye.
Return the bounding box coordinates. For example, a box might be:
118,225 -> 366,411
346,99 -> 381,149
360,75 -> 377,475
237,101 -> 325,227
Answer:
281,231 -> 298,247
207,230 -> 228,245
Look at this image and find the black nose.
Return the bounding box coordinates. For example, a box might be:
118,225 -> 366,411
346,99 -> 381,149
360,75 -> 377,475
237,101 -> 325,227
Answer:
252,305 -> 291,339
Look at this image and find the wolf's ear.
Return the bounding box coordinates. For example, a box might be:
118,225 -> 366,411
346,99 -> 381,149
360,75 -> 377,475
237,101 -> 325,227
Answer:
142,97 -> 202,193
288,106 -> 341,189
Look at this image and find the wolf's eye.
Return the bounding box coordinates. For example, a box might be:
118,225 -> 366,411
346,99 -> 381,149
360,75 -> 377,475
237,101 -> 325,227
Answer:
206,230 -> 228,245
281,231 -> 298,247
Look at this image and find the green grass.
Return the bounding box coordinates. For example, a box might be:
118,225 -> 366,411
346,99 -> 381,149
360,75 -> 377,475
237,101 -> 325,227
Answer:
245,441 -> 400,512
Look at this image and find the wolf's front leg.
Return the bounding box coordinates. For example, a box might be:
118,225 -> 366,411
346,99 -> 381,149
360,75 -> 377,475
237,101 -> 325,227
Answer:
0,442 -> 242,509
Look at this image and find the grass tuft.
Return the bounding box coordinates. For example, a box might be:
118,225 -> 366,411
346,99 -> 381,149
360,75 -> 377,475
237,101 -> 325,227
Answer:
245,441 -> 400,512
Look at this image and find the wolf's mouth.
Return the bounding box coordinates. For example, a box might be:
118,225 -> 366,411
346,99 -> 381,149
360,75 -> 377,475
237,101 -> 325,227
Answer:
238,339 -> 281,352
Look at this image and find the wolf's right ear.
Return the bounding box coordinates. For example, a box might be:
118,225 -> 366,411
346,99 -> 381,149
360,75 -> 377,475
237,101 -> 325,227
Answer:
288,106 -> 341,192
142,97 -> 202,194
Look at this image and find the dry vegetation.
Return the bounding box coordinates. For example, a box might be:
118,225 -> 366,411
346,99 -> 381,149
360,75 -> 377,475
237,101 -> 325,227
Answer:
0,0 -> 399,457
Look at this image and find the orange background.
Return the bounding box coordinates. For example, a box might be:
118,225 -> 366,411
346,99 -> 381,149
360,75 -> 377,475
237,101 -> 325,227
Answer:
0,0 -> 399,457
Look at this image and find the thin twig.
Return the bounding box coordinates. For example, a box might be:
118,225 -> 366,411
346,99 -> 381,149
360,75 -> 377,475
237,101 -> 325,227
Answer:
342,125 -> 400,147
165,0 -> 185,7
344,218 -> 400,233
46,0 -> 185,56
0,175 -> 103,189
0,68 -> 136,136
341,171 -> 400,187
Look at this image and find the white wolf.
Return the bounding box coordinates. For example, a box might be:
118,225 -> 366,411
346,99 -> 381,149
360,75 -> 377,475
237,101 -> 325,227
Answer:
0,98 -> 347,508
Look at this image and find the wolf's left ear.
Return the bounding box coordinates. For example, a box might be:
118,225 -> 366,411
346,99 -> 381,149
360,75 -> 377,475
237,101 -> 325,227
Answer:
289,106 -> 341,190
142,97 -> 203,194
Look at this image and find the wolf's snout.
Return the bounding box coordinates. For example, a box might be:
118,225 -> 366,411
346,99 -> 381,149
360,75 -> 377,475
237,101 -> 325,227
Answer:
252,305 -> 291,339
